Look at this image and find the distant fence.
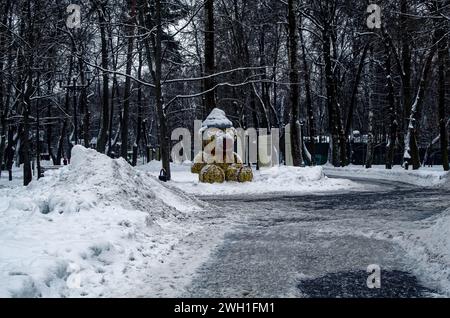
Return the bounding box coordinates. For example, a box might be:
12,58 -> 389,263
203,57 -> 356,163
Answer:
305,141 -> 449,166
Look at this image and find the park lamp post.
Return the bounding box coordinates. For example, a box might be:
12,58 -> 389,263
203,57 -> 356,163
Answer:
55,70 -> 93,145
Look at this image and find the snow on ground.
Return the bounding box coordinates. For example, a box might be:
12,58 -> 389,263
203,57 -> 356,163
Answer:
323,164 -> 449,187
0,146 -> 215,298
0,160 -> 61,190
314,208 -> 450,296
389,208 -> 450,295
138,161 -> 359,196
0,165 -> 25,189
2,152 -> 448,297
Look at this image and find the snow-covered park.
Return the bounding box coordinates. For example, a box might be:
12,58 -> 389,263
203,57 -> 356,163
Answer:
0,145 -> 354,297
1,0 -> 450,306
0,145 -> 449,297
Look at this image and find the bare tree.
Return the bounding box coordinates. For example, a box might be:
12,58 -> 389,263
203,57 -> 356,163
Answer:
96,1 -> 110,154
287,0 -> 302,166
120,0 -> 137,160
204,0 -> 216,115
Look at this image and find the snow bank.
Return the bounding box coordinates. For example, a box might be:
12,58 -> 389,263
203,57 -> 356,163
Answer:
0,146 -> 203,297
324,165 -> 449,187
390,208 -> 450,295
18,146 -> 202,215
260,165 -> 325,182
139,162 -> 358,196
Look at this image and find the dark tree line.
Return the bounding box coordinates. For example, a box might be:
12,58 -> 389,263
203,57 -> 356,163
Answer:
0,0 -> 448,185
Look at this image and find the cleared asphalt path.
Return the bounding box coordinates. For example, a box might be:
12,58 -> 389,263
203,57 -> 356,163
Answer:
185,177 -> 450,298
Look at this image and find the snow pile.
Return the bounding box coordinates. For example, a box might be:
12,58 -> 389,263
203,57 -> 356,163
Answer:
391,208 -> 450,295
22,146 -> 202,215
260,165 -> 325,183
0,146 -> 203,297
324,165 -> 449,187
139,163 -> 358,196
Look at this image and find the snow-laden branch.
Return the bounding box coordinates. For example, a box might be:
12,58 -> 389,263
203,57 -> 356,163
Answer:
298,9 -> 324,31
79,56 -> 156,88
80,55 -> 279,93
163,66 -> 273,84
165,78 -> 301,109
165,80 -> 259,108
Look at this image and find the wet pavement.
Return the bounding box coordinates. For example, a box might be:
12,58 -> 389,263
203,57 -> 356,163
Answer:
185,177 -> 449,298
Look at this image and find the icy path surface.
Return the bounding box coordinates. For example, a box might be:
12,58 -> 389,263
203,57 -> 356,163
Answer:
184,178 -> 450,298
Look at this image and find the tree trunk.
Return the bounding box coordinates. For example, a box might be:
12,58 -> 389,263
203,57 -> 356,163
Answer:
204,0 -> 216,114
96,5 -> 109,153
345,44 -> 369,139
22,107 -> 32,186
21,0 -> 34,186
437,21 -> 449,171
400,0 -> 412,124
56,118 -> 67,165
36,93 -> 41,179
0,112 -> 5,177
120,0 -> 136,160
56,63 -> 73,165
0,0 -> 11,177
365,47 -> 375,168
404,44 -> 437,169
78,58 -> 90,147
142,119 -> 151,163
137,0 -> 157,166
45,80 -> 56,164
155,0 -> 171,180
398,0 -> 413,169
132,48 -> 143,167
287,0 -> 302,167
337,103 -> 347,166
299,18 -> 315,166
383,32 -> 398,169
323,24 -> 339,166
5,127 -> 14,181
